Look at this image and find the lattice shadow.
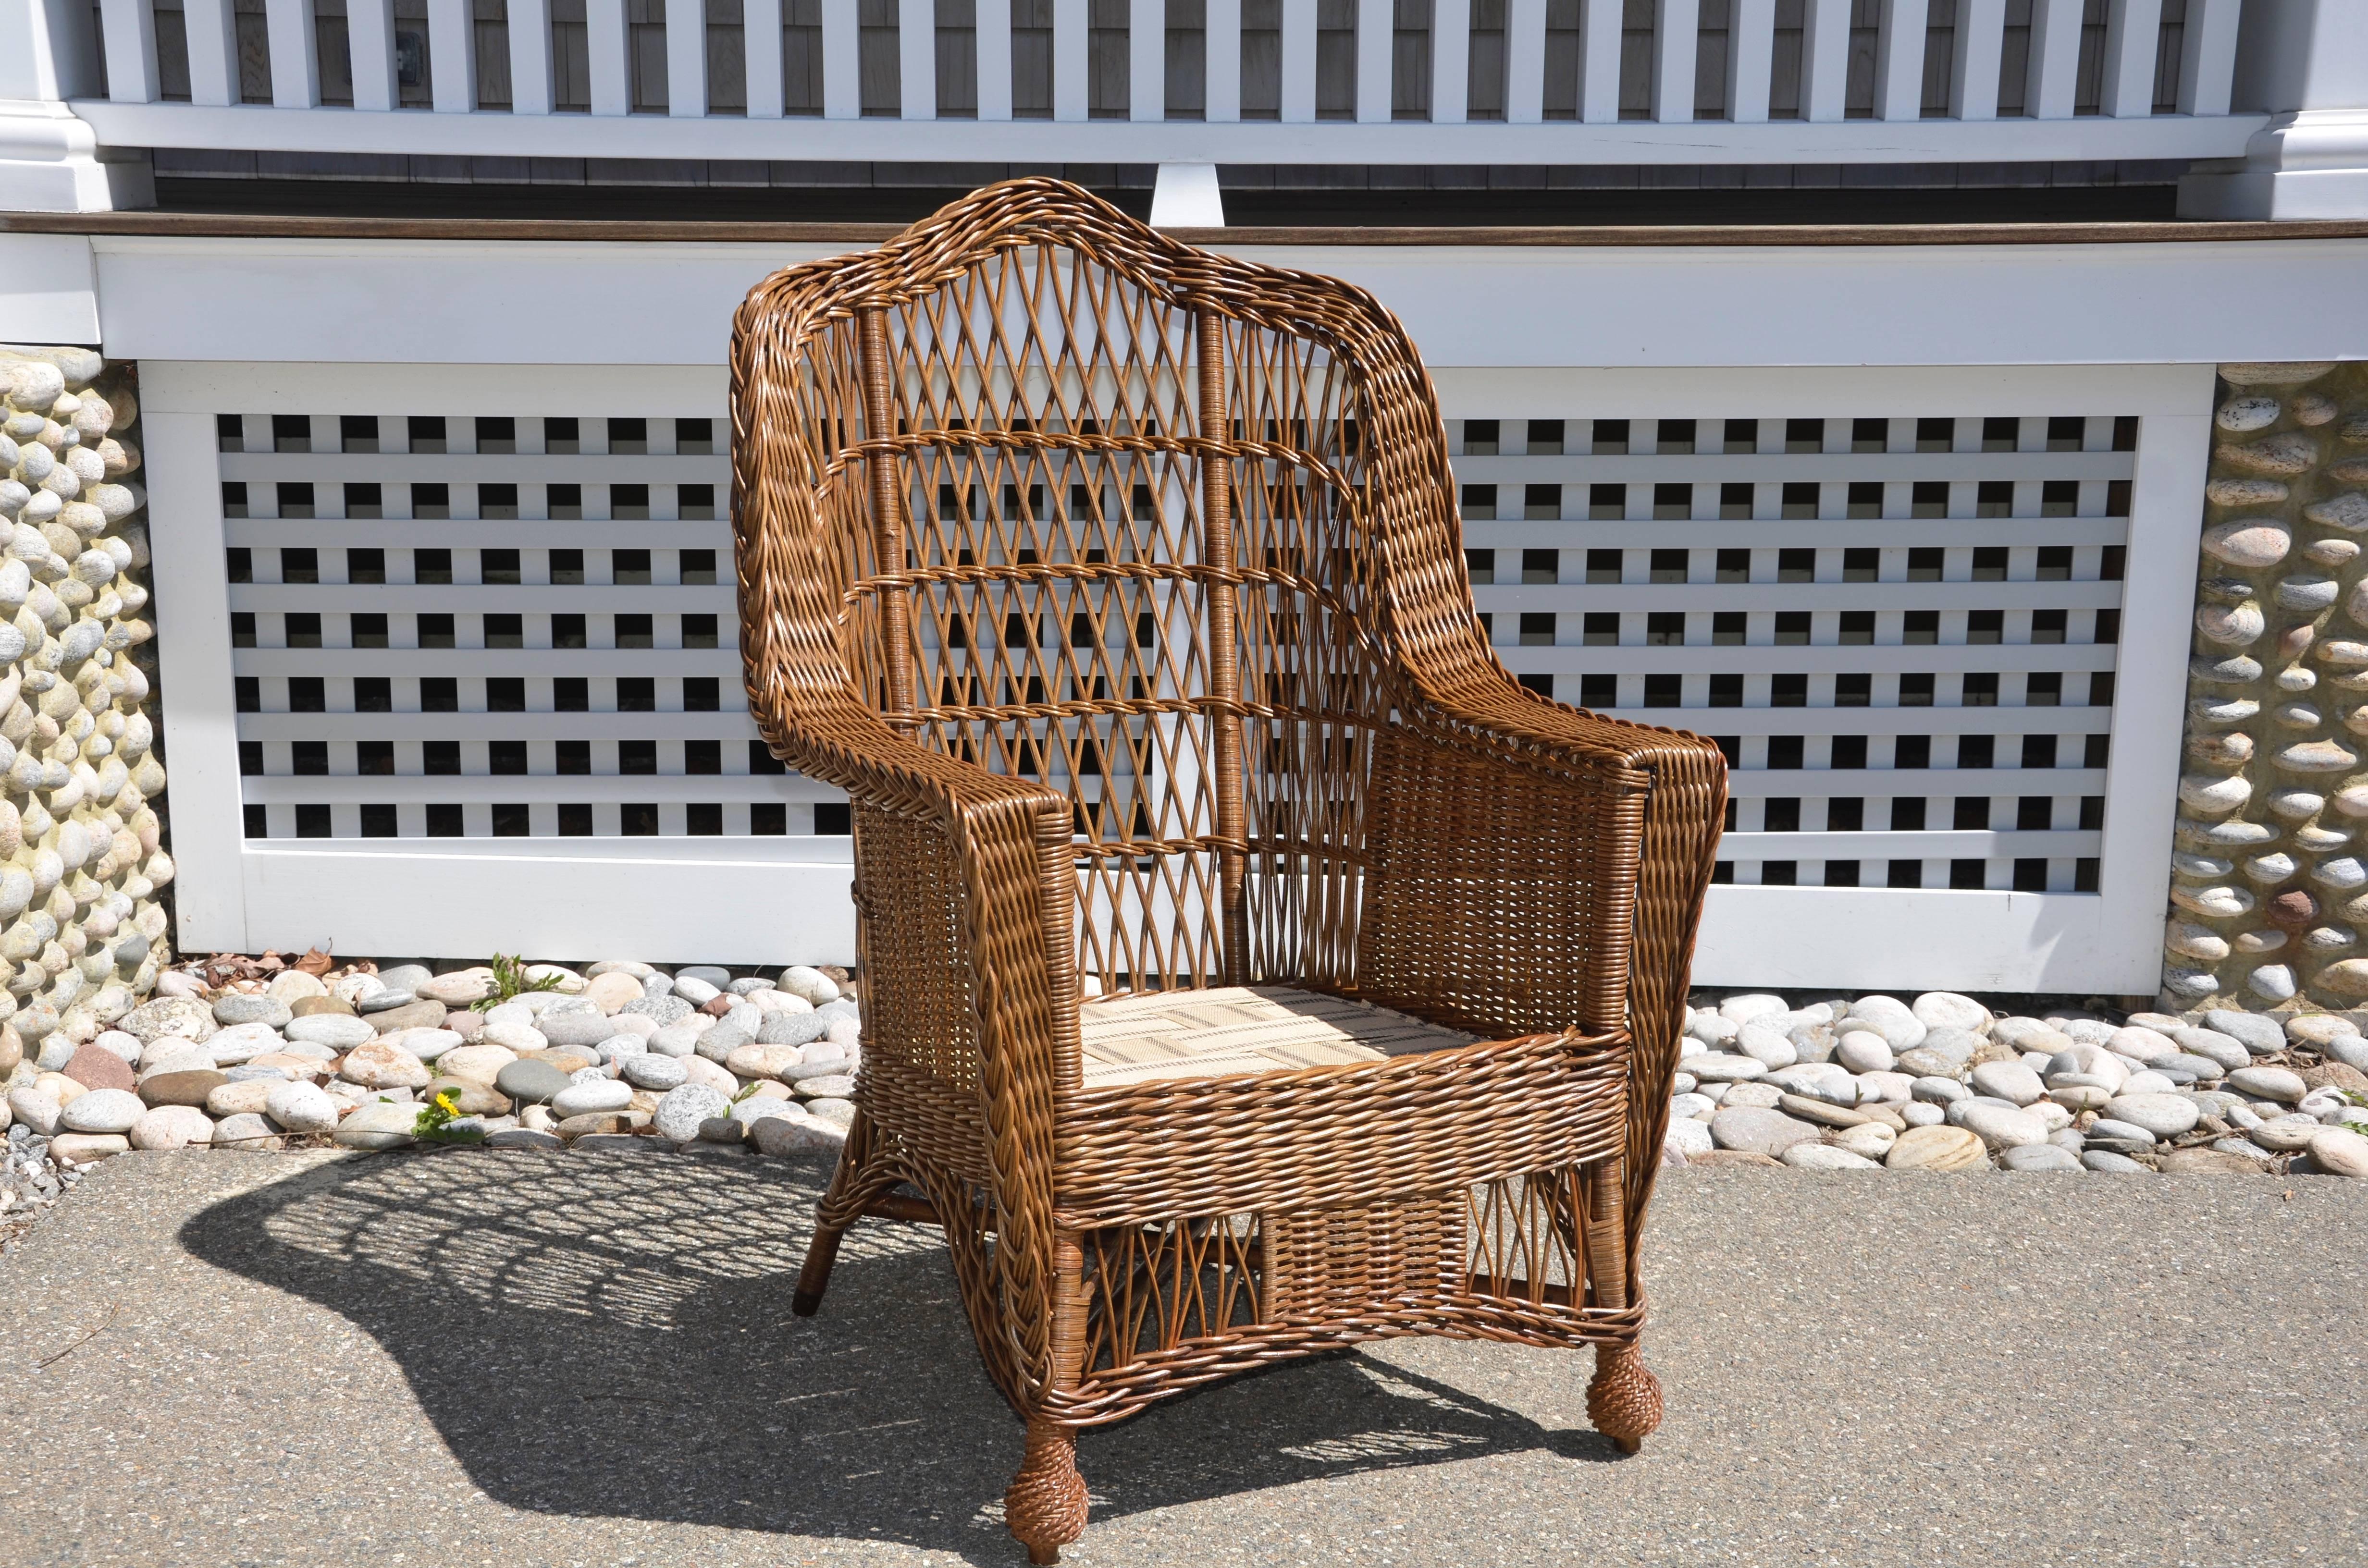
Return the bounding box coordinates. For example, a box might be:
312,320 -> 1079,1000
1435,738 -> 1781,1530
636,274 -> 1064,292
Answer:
178,1151 -> 1616,1562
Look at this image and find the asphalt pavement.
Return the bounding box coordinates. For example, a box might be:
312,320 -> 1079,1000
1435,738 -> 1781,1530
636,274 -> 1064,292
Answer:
1,1148 -> 2361,1567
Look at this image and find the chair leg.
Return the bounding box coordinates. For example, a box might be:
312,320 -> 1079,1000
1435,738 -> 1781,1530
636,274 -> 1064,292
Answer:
1005,1229 -> 1091,1562
1580,1154 -> 1664,1453
1004,1417 -> 1089,1565
791,1234 -> 845,1319
1586,1338 -> 1664,1454
792,1108 -> 878,1317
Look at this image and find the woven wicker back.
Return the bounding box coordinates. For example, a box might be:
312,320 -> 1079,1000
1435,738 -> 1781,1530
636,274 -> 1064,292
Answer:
737,182 -> 1459,997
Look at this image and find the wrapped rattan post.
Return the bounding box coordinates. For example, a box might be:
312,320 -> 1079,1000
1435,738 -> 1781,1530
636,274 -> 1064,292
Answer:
860,306 -> 917,715
737,178 -> 1725,1561
1196,307 -> 1249,986
1581,1153 -> 1628,1311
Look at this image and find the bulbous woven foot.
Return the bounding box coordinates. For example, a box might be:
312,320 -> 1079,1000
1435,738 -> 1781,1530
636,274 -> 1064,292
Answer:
789,1290 -> 823,1317
1587,1340 -> 1664,1454
1005,1419 -> 1088,1564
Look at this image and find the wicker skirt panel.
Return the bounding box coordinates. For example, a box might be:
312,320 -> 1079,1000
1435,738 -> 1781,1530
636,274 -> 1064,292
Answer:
1058,1168 -> 1640,1430
1261,1193 -> 1464,1320
1048,1284 -> 1647,1428
1052,1029 -> 1629,1228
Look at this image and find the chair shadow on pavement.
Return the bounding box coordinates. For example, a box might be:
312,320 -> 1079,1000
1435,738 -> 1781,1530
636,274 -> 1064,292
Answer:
178,1149 -> 1615,1563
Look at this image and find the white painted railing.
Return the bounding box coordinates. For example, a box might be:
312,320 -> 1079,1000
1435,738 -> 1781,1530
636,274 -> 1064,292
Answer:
64,0 -> 2264,163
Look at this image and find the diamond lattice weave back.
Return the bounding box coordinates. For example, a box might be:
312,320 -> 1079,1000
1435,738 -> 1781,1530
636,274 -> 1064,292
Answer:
1077,985 -> 1480,1085
773,233 -> 1387,997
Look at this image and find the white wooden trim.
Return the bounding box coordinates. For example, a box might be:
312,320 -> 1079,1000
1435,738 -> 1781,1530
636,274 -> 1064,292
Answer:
1356,0 -> 1390,122
1466,513 -> 2128,547
87,241 -> 2368,370
1281,0 -> 1315,120
510,0 -> 558,113
1728,0 -> 1773,122
2027,0 -> 2082,119
1506,0 -> 1544,122
1204,0 -> 1240,119
822,0 -> 860,115
1693,886 -> 2123,991
2177,0 -> 2238,117
236,773 -> 844,802
1432,0 -> 1468,123
1653,0 -> 1697,123
428,0 -> 477,111
349,0 -> 399,110
1149,159 -> 1225,221
1500,636 -> 2124,668
1055,0 -> 1086,118
1952,0 -> 2003,119
99,0 -> 159,103
5,0 -> 99,99
266,0 -> 321,108
1131,0 -> 1162,118
589,0 -> 631,112
2095,373 -> 2211,988
239,844 -> 857,963
2100,0 -> 2159,117
975,0 -> 1013,115
1802,0 -> 1850,122
184,0 -> 238,106
669,0 -> 711,113
0,232 -> 100,342
1873,0 -> 1923,122
1579,0 -> 1618,122
1714,830 -> 2102,858
69,94 -> 2267,159
142,408 -> 251,954
898,0 -> 933,117
1425,363 -> 2215,416
135,360 -> 728,415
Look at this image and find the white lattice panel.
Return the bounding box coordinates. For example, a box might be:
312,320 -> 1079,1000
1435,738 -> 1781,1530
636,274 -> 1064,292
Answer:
1455,411 -> 2128,894
142,361 -> 2204,984
1437,364 -> 2207,993
212,409 -> 844,842
140,363 -> 861,964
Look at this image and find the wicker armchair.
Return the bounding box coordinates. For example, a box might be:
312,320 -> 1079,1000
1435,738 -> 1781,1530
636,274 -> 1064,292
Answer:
730,180 -> 1726,1563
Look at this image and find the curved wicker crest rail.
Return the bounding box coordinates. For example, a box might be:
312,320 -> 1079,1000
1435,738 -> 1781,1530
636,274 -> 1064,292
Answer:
729,178 -> 1726,1564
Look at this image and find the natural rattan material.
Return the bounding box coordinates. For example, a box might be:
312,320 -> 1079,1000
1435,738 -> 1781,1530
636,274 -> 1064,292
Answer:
1078,984 -> 1477,1084
731,178 -> 1727,1563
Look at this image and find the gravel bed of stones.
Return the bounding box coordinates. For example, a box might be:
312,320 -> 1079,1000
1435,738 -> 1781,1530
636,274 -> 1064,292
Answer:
0,957 -> 858,1230
12,968 -> 2368,1250
1668,990 -> 2368,1177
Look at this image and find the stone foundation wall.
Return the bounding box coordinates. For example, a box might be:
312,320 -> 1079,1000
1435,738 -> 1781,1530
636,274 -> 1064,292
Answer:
0,345 -> 171,1079
2167,360 -> 2368,1015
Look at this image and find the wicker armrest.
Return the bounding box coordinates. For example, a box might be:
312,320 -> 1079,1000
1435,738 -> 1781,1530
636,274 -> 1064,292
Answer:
1411,680 -> 1727,1040
747,689 -> 1077,1404
1366,668 -> 1726,1246
1365,679 -> 1724,1020
748,685 -> 1060,823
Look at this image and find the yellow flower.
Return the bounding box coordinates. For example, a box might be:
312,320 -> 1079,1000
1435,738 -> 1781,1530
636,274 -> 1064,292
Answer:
434,1090 -> 458,1115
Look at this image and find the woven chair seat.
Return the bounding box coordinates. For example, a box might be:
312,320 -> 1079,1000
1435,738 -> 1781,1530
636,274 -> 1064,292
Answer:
1077,985 -> 1480,1086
